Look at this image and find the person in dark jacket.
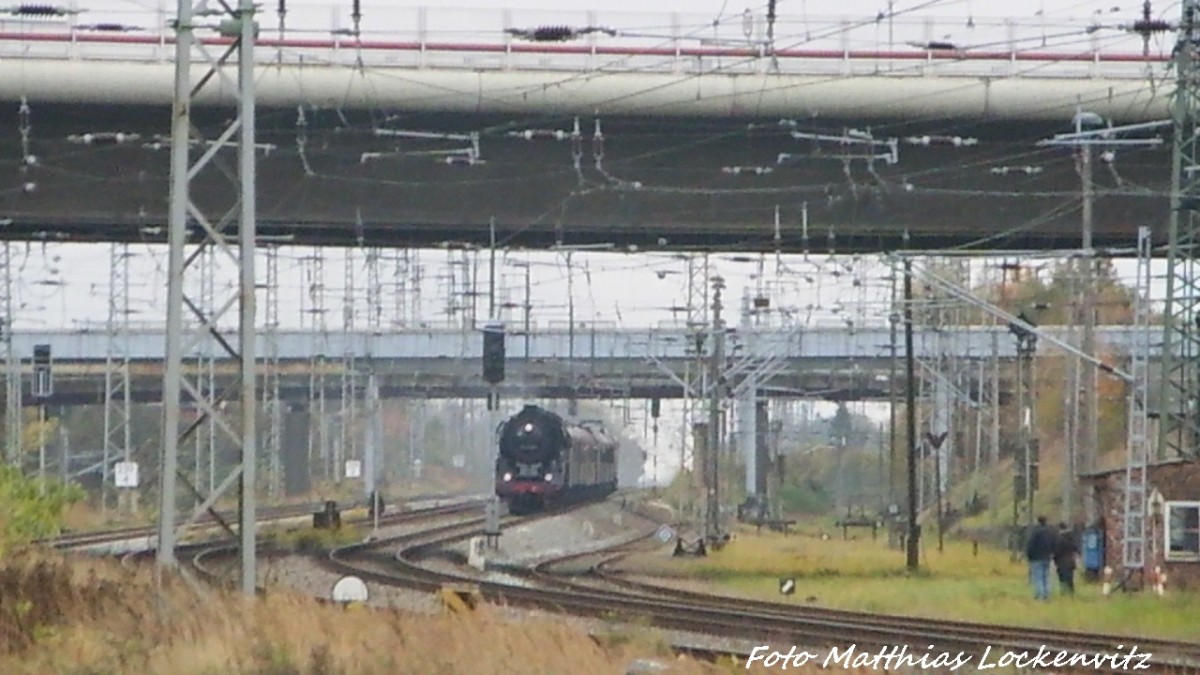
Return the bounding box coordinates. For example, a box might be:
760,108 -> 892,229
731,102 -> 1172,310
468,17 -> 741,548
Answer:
1053,522 -> 1079,594
1024,516 -> 1056,600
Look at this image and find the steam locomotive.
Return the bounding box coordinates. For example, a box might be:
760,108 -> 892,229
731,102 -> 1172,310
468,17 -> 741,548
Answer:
494,404 -> 618,514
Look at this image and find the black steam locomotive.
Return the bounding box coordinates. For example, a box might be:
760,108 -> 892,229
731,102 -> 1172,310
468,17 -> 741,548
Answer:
494,404 -> 618,514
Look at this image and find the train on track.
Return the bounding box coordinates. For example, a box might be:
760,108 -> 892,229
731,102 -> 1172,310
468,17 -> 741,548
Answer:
494,404 -> 618,514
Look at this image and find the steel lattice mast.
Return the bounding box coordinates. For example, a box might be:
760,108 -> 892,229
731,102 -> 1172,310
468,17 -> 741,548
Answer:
1159,0 -> 1200,461
103,243 -> 133,511
1123,226 -> 1154,586
681,253 -> 709,522
264,245 -> 282,499
157,0 -> 259,595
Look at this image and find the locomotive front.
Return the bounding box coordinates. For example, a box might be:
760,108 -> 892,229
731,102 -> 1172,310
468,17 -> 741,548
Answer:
495,404 -> 569,513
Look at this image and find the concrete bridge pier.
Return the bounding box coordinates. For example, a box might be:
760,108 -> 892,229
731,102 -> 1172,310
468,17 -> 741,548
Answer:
737,387 -> 757,498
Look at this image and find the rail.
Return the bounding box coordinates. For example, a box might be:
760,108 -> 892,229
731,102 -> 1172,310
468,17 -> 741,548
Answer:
325,504 -> 1200,673
527,529 -> 1200,672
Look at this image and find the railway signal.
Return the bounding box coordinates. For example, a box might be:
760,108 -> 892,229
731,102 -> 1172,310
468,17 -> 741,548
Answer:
482,322 -> 505,385
32,343 -> 51,399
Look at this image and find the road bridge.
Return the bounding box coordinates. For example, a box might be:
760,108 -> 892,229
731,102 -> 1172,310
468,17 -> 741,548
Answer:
10,324 -> 1150,404
0,7 -> 1176,252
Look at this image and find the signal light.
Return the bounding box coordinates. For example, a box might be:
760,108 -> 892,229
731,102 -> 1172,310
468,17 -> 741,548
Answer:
32,343 -> 52,399
482,322 -> 505,385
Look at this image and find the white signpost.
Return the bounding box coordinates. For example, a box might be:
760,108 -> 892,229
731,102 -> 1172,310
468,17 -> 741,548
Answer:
779,578 -> 796,596
114,461 -> 139,488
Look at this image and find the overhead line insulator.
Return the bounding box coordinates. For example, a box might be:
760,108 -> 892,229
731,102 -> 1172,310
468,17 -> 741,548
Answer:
1132,18 -> 1173,33
2,4 -> 79,16
77,23 -> 142,32
505,25 -> 616,42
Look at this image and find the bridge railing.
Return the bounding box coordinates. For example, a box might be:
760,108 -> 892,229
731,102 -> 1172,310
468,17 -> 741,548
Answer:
0,6 -> 1165,80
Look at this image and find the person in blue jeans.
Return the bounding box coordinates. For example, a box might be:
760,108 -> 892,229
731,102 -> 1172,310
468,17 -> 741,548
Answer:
1025,516 -> 1057,600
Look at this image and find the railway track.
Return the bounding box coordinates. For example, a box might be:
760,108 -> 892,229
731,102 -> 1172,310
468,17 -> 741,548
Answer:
47,491 -> 482,553
181,499 -> 488,586
49,502 -> 319,552
529,529 -> 1200,673
328,505 -> 1199,674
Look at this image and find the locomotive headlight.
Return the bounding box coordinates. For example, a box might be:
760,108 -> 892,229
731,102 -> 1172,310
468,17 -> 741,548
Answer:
544,473 -> 553,482
503,472 -> 513,482
523,423 -> 534,432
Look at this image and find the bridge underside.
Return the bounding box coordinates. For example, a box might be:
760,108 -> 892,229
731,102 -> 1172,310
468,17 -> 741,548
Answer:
0,106 -> 1170,253
32,357 -> 902,403
27,357 -> 1026,405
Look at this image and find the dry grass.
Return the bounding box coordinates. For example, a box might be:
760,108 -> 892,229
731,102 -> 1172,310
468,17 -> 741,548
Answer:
618,527 -> 1198,642
0,548 -> 856,675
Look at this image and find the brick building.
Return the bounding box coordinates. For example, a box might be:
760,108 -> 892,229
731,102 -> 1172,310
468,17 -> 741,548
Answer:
1082,460 -> 1200,591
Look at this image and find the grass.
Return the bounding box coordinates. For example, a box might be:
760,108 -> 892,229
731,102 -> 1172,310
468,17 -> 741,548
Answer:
260,523 -> 366,553
1,547 -> 827,674
619,525 -> 1199,642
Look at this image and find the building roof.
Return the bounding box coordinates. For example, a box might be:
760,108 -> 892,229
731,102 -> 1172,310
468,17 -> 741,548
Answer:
1081,458 -> 1200,501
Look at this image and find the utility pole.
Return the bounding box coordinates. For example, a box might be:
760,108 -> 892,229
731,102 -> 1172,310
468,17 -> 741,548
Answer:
489,216 -> 497,319
340,249 -> 357,484
7,98 -> 33,466
263,245 -> 282,500
522,263 -> 531,359
304,250 -> 330,483
706,275 -> 725,541
566,250 -> 574,359
1,244 -> 18,466
566,250 -> 576,416
364,246 -> 381,504
158,0 -> 259,596
1079,120 -> 1096,500
888,276 -> 899,510
903,260 -> 920,571
682,253 -> 709,524
1010,313 -> 1040,542
1037,113 -> 1167,492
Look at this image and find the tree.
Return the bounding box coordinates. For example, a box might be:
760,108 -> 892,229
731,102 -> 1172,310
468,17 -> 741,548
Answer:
904,257 -> 1140,525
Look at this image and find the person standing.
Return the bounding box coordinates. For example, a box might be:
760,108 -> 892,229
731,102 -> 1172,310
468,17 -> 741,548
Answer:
1024,516 -> 1056,600
1053,522 -> 1079,595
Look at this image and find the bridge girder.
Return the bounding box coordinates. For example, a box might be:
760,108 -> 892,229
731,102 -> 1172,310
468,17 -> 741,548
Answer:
0,107 -> 1170,253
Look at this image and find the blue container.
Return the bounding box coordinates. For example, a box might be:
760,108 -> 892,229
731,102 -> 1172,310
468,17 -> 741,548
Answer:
1082,528 -> 1104,571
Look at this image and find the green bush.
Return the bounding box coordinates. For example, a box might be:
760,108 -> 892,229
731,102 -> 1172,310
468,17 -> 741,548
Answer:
0,464 -> 83,554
